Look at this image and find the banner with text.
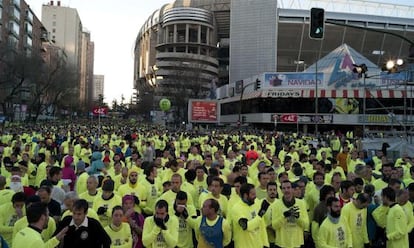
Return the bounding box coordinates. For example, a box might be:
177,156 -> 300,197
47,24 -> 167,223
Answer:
264,72 -> 324,88
262,89 -> 303,98
299,115 -> 333,124
92,106 -> 108,116
188,100 -> 219,123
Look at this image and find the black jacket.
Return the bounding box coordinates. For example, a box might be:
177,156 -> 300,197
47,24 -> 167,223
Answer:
55,216 -> 111,248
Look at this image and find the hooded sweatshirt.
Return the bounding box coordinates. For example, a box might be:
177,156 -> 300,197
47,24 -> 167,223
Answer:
88,152 -> 104,176
62,156 -> 76,191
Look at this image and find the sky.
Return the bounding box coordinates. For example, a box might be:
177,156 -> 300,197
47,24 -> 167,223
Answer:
28,0 -> 172,105
27,0 -> 413,106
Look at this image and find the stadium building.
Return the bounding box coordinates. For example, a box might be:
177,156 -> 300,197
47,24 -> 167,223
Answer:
134,0 -> 414,135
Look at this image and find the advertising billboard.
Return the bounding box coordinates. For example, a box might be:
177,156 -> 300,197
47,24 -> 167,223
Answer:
188,100 -> 219,123
264,72 -> 324,88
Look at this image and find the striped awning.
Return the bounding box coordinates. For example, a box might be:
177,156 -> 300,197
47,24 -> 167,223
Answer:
302,89 -> 407,98
261,89 -> 407,99
219,88 -> 407,104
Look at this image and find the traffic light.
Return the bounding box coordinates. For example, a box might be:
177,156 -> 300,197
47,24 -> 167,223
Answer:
309,8 -> 325,39
254,78 -> 261,90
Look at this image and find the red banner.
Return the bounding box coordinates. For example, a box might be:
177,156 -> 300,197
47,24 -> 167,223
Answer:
92,106 -> 108,116
191,101 -> 217,122
280,114 -> 298,123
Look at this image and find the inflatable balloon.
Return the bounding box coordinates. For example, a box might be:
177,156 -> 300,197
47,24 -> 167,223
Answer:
159,98 -> 171,111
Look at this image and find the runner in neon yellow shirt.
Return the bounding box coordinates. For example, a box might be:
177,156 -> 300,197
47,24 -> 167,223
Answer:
142,199 -> 178,248
229,183 -> 269,248
104,206 -> 132,248
12,202 -> 67,248
318,197 -> 352,248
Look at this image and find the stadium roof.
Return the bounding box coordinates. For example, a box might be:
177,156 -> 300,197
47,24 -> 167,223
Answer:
278,0 -> 414,19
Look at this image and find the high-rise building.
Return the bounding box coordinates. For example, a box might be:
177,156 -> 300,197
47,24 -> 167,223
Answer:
41,0 -> 82,70
134,1 -> 228,121
93,75 -> 104,101
80,30 -> 94,108
0,0 -> 47,63
88,40 -> 95,106
41,1 -> 94,109
0,0 -> 55,119
229,0 -> 278,84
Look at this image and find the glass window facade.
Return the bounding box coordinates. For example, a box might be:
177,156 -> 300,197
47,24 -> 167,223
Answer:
201,26 -> 207,44
220,97 -> 407,115
177,24 -> 186,42
25,22 -> 32,35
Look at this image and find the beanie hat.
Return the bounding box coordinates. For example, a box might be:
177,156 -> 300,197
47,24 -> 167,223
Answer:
122,195 -> 134,205
76,160 -> 86,171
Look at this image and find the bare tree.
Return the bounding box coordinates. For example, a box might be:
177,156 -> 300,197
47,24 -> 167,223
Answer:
0,43 -> 79,122
0,45 -> 44,120
23,51 -> 79,122
158,63 -> 212,122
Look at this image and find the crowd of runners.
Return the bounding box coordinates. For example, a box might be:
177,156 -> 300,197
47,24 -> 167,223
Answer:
0,120 -> 412,248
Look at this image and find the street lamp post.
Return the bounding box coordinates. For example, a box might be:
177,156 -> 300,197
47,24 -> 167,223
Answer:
355,61 -> 412,138
353,64 -> 368,137
383,59 -> 409,139
238,86 -> 244,127
362,73 -> 367,138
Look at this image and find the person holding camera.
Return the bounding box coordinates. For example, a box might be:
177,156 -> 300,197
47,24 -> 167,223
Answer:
173,191 -> 196,248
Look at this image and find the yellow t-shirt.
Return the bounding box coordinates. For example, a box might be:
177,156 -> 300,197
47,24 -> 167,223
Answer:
104,223 -> 132,248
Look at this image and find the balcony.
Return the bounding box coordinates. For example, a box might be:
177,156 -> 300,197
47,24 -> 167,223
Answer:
41,30 -> 49,41
25,10 -> 33,24
9,6 -> 20,22
24,36 -> 32,48
8,21 -> 19,37
11,0 -> 20,10
7,39 -> 18,51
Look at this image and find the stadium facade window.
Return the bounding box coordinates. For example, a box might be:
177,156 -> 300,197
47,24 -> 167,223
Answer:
201,26 -> 207,44
189,24 -> 198,43
177,24 -> 186,42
